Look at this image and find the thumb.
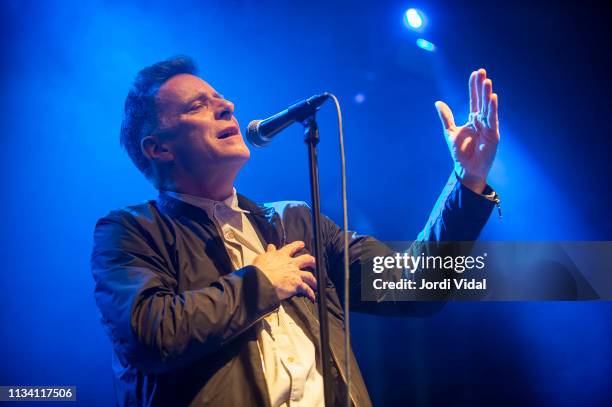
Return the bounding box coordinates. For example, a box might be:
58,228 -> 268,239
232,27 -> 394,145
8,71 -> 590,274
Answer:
434,101 -> 455,131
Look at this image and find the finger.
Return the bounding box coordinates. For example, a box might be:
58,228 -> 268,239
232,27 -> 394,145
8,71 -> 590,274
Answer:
482,79 -> 492,117
297,282 -> 316,302
477,68 -> 486,113
298,270 -> 318,291
292,254 -> 316,269
266,244 -> 277,252
469,71 -> 478,113
434,101 -> 456,131
279,240 -> 305,256
487,93 -> 499,134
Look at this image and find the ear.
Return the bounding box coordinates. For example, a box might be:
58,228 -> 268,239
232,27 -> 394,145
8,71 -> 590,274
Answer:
141,135 -> 174,163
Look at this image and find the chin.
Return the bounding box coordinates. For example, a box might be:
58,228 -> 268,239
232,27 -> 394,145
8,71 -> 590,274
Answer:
226,144 -> 251,164
235,141 -> 250,158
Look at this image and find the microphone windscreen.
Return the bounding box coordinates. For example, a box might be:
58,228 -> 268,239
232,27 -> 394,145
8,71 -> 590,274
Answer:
246,120 -> 267,147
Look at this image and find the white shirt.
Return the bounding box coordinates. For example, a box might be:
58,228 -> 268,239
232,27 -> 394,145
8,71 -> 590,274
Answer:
163,189 -> 324,407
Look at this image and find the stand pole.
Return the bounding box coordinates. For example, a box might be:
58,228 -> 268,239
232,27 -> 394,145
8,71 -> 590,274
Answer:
304,116 -> 334,406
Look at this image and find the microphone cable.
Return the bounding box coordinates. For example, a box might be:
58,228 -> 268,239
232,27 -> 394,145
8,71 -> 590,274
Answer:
327,93 -> 351,407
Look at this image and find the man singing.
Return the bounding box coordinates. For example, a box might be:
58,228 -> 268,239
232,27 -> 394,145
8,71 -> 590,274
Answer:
91,56 -> 500,406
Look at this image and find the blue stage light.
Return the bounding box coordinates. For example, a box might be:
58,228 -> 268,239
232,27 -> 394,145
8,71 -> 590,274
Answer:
416,38 -> 435,52
404,8 -> 424,30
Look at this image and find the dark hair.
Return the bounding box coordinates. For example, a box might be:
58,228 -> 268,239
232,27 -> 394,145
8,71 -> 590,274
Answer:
120,55 -> 197,180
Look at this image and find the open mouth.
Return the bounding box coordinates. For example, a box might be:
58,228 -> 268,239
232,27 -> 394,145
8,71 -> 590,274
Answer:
217,126 -> 239,140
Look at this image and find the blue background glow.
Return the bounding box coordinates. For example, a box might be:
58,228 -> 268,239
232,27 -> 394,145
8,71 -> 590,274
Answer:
1,0 -> 611,405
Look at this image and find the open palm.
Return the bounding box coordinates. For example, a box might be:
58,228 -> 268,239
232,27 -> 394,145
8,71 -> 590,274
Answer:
435,69 -> 499,191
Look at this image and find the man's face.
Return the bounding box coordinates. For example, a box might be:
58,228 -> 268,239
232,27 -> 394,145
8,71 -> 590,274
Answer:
153,73 -> 250,176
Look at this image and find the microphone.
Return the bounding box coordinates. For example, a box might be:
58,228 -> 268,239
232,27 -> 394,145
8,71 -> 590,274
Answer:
246,93 -> 330,147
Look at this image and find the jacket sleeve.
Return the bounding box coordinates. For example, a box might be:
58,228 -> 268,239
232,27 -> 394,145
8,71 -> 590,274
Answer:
323,172 -> 497,315
91,211 -> 280,375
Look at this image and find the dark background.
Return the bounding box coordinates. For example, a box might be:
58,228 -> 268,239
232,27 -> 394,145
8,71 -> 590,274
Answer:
1,0 -> 611,405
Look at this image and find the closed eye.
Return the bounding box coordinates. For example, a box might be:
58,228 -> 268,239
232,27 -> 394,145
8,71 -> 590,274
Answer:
188,101 -> 208,112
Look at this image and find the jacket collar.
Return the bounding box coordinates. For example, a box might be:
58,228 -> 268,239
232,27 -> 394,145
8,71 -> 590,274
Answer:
236,193 -> 275,218
156,191 -> 282,248
156,191 -> 272,220
237,194 -> 284,249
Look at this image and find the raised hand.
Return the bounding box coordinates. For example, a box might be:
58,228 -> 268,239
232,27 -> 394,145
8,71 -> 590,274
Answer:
252,240 -> 317,302
434,68 -> 500,193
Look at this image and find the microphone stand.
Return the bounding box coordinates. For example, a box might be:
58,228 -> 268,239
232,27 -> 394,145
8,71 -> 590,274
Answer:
303,116 -> 335,407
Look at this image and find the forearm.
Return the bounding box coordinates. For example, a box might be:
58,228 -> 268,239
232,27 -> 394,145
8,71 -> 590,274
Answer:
127,266 -> 278,373
324,172 -> 497,311
417,171 -> 496,242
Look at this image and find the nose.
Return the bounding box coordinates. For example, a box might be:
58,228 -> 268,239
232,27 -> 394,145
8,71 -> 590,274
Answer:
215,98 -> 234,121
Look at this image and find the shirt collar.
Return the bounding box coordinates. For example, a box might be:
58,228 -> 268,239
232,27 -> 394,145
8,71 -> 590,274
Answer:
161,187 -> 250,219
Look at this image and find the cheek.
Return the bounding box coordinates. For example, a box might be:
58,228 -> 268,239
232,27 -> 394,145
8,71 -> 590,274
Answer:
178,115 -> 214,136
170,130 -> 215,162
181,122 -> 216,149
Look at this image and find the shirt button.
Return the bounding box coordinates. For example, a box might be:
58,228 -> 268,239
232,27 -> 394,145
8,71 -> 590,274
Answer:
225,230 -> 235,239
287,356 -> 295,363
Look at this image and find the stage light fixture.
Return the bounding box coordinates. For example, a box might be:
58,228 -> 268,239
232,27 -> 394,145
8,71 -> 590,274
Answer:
404,8 -> 424,30
416,38 -> 436,52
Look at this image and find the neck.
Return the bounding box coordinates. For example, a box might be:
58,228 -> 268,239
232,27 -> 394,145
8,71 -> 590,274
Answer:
165,165 -> 239,201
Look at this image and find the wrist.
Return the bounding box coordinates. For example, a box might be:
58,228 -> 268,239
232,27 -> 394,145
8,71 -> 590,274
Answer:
455,170 -> 487,194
